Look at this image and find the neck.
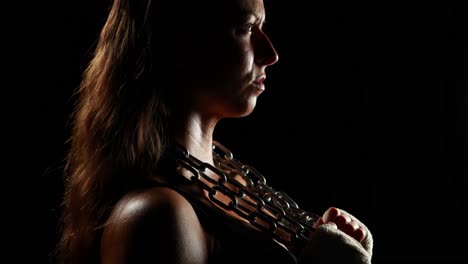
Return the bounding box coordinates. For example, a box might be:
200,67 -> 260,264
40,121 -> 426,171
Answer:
174,111 -> 219,166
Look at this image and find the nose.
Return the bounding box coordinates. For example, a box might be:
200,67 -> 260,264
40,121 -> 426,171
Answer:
254,31 -> 279,67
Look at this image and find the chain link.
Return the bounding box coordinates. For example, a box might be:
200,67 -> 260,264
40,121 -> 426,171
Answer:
175,141 -> 320,252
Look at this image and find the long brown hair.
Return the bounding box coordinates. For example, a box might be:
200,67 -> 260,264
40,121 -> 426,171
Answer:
55,0 -> 174,263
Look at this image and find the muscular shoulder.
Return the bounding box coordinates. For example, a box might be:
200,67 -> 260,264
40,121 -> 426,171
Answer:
101,187 -> 209,264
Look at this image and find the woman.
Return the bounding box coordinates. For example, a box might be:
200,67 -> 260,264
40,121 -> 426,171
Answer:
56,0 -> 373,263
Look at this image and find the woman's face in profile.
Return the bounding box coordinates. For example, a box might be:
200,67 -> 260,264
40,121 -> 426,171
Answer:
177,0 -> 279,118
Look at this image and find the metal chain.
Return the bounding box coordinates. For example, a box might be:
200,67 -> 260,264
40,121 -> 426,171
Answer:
175,141 -> 320,252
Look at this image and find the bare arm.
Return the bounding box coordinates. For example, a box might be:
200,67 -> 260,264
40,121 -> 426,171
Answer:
100,187 -> 209,264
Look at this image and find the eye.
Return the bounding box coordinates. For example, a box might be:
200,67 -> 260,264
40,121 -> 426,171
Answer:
240,23 -> 254,33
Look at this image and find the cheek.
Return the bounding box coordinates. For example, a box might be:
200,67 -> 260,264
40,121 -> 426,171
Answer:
227,42 -> 254,74
192,38 -> 254,86
240,48 -> 254,72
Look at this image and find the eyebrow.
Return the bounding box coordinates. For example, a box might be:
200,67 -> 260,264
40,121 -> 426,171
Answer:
238,10 -> 266,24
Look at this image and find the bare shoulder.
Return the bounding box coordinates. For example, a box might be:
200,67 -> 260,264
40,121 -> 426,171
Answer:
101,186 -> 209,264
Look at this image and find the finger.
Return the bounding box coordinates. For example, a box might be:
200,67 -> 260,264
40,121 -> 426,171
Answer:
335,214 -> 351,228
313,217 -> 324,229
322,207 -> 340,223
353,226 -> 366,243
340,220 -> 360,237
322,207 -> 369,244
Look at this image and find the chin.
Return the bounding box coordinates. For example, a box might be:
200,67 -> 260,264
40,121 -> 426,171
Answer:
232,97 -> 258,117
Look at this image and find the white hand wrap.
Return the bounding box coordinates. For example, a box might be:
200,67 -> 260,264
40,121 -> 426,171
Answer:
298,210 -> 373,264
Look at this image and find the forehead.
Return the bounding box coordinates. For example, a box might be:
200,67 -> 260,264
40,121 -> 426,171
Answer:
162,0 -> 266,28
235,0 -> 264,10
212,0 -> 265,24
228,0 -> 265,16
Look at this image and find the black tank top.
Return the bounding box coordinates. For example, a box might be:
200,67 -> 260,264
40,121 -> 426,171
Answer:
152,181 -> 297,264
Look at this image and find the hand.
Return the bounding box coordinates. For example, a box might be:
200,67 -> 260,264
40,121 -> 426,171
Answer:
298,207 -> 373,264
313,207 -> 367,243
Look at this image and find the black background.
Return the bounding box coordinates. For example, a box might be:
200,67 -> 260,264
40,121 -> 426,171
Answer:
7,0 -> 466,263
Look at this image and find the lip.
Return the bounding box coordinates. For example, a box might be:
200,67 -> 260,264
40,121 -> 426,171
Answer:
253,76 -> 266,91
